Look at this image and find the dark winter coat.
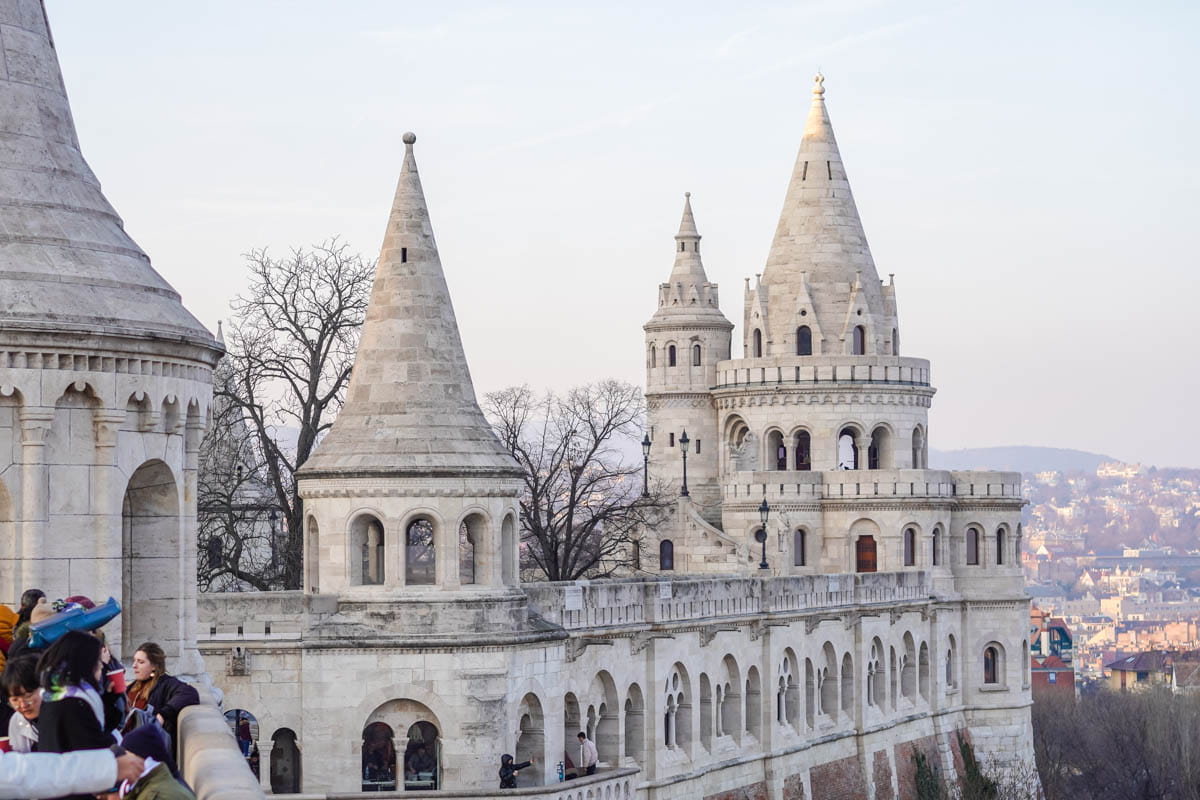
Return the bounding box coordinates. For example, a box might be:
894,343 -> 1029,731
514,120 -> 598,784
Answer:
37,694 -> 117,800
134,675 -> 199,751
498,757 -> 531,789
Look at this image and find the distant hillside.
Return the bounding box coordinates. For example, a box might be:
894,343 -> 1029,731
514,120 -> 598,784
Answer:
930,446 -> 1115,474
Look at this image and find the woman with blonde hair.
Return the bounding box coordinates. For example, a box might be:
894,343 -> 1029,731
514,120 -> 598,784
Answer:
124,643 -> 198,753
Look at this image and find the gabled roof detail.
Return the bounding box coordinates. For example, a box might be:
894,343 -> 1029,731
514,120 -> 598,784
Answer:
0,1 -> 216,348
300,134 -> 520,478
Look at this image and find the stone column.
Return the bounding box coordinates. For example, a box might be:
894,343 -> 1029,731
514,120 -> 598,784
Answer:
92,410 -> 126,635
443,513 -> 460,589
856,434 -> 871,471
18,408 -> 53,592
178,419 -> 205,675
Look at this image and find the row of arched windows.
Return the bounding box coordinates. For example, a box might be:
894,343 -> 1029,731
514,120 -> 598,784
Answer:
333,512 -> 517,587
726,420 -> 928,472
746,325 -> 899,358
650,343 -> 704,369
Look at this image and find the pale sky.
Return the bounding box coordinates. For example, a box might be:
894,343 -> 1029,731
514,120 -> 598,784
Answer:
46,1 -> 1199,467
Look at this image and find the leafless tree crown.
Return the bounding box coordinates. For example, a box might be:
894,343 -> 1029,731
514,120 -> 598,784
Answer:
483,380 -> 669,582
199,239 -> 374,591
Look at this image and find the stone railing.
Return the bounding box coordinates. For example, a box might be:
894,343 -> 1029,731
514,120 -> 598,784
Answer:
274,766 -> 638,799
524,572 -> 929,631
714,354 -> 932,389
177,686 -> 265,799
722,469 -> 1023,504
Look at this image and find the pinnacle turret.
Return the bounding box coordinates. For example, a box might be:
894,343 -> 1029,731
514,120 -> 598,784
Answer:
300,133 -> 520,478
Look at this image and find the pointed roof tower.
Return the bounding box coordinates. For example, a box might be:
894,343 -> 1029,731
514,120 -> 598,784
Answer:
759,74 -> 886,348
0,1 -> 216,347
300,133 -> 520,478
648,193 -> 730,325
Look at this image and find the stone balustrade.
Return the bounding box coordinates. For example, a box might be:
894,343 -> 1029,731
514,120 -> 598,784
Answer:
722,469 -> 1023,504
177,686 -> 265,800
273,767 -> 638,800
714,354 -> 932,389
523,571 -> 929,631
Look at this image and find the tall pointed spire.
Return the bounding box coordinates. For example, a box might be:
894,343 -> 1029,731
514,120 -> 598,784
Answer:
758,73 -> 886,351
300,133 -> 519,478
0,1 -> 215,346
667,192 -> 709,288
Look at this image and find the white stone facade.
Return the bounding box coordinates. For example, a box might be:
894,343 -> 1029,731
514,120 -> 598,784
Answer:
199,75 -> 1036,800
0,0 -> 221,671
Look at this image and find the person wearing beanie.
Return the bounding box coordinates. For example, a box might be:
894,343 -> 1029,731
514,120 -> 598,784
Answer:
6,602 -> 56,662
107,725 -> 193,800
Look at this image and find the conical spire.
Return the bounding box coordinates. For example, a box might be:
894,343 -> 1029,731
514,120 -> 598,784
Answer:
300,133 -> 520,478
0,1 -> 216,347
759,73 -> 885,347
668,192 -> 709,287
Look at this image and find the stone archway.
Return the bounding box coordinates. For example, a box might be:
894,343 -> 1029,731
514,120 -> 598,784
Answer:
122,459 -> 181,659
270,728 -> 302,792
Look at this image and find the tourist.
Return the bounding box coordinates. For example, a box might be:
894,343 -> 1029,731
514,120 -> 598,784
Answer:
577,732 -> 597,776
498,753 -> 533,789
0,748 -> 145,798
124,643 -> 199,753
35,631 -> 116,751
95,629 -> 127,733
14,590 -> 45,629
406,744 -> 435,777
7,600 -> 55,661
1,656 -> 41,752
103,724 -> 195,800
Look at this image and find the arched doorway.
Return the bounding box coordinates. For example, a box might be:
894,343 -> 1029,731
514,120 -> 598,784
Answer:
122,460 -> 180,658
270,728 -> 301,792
224,709 -> 259,776
361,721 -> 396,790
515,694 -> 545,787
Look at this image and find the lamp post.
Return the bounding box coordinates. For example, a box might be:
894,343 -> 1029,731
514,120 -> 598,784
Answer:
678,430 -> 690,497
756,498 -> 770,570
641,434 -> 652,498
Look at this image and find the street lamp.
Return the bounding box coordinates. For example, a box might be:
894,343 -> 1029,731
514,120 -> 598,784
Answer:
756,498 -> 770,570
678,430 -> 690,497
641,434 -> 652,498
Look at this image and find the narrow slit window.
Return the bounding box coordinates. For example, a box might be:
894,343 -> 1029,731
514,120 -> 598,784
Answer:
802,161 -> 808,181
827,161 -> 832,180
669,432 -> 675,447
401,247 -> 407,263
695,439 -> 701,454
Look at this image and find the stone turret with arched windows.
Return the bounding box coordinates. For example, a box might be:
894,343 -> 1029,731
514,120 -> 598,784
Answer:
297,134 -> 527,632
0,3 -> 222,672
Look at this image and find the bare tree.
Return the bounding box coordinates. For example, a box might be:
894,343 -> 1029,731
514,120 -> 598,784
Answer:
203,239 -> 373,590
483,380 -> 669,582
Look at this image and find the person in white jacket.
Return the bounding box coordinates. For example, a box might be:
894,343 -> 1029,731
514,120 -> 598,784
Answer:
0,747 -> 144,799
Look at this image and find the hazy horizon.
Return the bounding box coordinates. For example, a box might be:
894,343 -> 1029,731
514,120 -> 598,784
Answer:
45,1 -> 1199,468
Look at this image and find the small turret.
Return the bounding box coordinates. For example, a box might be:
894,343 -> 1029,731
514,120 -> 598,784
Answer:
644,194 -> 731,515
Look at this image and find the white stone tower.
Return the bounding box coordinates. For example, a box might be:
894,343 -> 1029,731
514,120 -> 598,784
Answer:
297,132 -> 526,612
0,0 -> 221,669
644,194 -> 732,519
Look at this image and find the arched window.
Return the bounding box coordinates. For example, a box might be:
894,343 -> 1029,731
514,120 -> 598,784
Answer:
405,519 -> 435,585
753,329 -> 763,358
996,528 -> 1006,566
459,516 -> 484,585
650,345 -> 656,368
852,325 -> 866,355
796,326 -> 812,356
659,540 -> 674,571
855,536 -> 877,573
768,430 -> 786,471
668,345 -> 677,367
793,529 -> 806,567
692,343 -> 702,367
362,722 -> 397,790
350,515 -> 385,586
903,527 -> 916,567
793,431 -> 811,471
966,528 -> 980,566
983,645 -> 999,685
837,428 -> 859,470
892,328 -> 899,356
932,528 -> 942,566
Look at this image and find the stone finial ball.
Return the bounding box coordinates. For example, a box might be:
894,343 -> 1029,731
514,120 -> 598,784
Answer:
402,131 -> 417,145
